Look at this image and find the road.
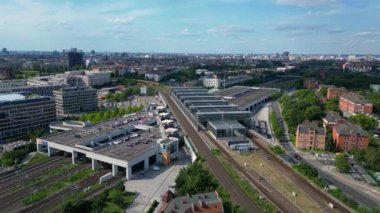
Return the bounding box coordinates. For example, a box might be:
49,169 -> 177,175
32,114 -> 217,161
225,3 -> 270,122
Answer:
272,101 -> 380,208
161,89 -> 262,212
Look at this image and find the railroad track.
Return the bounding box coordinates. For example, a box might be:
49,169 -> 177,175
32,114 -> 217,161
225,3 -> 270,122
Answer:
247,131 -> 351,213
0,156 -> 71,194
21,170 -> 111,213
160,89 -> 262,212
0,163 -> 90,210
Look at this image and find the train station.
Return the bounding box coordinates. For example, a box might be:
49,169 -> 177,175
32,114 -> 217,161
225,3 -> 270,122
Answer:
36,110 -> 179,180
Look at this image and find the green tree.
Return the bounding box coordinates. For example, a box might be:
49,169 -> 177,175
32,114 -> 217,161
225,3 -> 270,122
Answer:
304,105 -> 324,121
351,149 -> 366,163
349,114 -> 378,131
336,154 -> 350,173
320,87 -> 328,97
325,129 -> 335,152
325,98 -> 340,112
365,147 -> 380,171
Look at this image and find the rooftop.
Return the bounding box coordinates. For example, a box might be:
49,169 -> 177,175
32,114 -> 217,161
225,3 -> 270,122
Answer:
40,111 -> 160,161
323,111 -> 344,123
208,120 -> 246,130
341,94 -> 372,105
0,93 -> 25,102
298,122 -> 326,134
335,123 -> 368,136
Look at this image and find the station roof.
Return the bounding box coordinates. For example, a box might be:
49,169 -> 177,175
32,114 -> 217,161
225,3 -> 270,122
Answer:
208,120 -> 246,130
0,93 -> 25,102
40,111 -> 160,161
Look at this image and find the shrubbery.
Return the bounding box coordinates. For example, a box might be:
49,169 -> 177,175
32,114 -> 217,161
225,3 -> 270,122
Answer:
79,105 -> 144,123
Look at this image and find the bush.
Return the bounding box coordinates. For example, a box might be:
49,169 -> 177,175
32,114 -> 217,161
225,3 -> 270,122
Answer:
270,145 -> 285,155
147,200 -> 159,213
293,163 -> 326,188
270,111 -> 282,139
0,143 -> 36,166
335,154 -> 350,173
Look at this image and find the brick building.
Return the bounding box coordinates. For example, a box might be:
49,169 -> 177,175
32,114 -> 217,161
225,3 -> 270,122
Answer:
333,123 -> 369,151
158,190 -> 224,213
322,111 -> 347,128
339,94 -> 373,115
327,87 -> 349,100
296,122 -> 326,150
303,78 -> 319,89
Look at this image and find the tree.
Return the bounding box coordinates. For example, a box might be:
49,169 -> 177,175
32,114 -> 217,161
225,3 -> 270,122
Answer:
365,147 -> 380,171
304,105 -> 324,121
325,129 -> 335,152
320,87 -> 328,97
336,154 -> 350,173
351,149 -> 366,163
349,114 -> 378,131
325,98 -> 340,112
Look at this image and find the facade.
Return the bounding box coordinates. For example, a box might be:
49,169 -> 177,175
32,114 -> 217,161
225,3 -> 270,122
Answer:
327,87 -> 349,100
203,76 -> 222,88
303,78 -> 319,89
54,87 -> 98,117
65,48 -> 83,69
0,84 -> 64,97
296,122 -> 326,150
158,190 -> 224,213
81,70 -> 112,87
0,94 -> 56,143
339,94 -> 373,115
0,80 -> 27,88
333,123 -> 369,151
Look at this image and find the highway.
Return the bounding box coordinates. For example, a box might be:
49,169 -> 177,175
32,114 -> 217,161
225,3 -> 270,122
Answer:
160,89 -> 262,212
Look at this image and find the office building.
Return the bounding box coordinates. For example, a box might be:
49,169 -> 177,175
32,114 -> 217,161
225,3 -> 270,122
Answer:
296,122 -> 326,150
64,48 -> 84,70
54,87 -> 98,117
0,94 -> 56,143
339,94 -> 373,115
333,123 -> 369,151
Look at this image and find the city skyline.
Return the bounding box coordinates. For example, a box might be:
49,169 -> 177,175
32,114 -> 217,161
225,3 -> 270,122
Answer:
0,0 -> 379,54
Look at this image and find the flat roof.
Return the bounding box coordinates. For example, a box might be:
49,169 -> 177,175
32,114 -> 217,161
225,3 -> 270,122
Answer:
208,120 -> 246,130
341,94 -> 372,105
0,93 -> 25,102
41,111 -> 160,161
215,86 -> 251,97
230,89 -> 276,106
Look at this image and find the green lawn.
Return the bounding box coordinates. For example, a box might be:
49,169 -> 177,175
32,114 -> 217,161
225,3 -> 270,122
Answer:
25,153 -> 48,166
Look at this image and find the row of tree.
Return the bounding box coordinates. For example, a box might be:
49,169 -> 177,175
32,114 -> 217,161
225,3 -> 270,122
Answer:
79,105 -> 144,123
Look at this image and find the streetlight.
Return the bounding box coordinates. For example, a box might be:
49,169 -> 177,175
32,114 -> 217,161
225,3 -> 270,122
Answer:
292,191 -> 297,205
260,161 -> 264,177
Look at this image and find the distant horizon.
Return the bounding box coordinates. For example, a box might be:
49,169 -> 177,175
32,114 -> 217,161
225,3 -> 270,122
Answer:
0,0 -> 379,54
3,49 -> 380,56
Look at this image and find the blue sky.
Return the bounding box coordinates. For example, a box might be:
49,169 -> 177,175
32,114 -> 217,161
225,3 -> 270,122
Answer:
0,0 -> 379,54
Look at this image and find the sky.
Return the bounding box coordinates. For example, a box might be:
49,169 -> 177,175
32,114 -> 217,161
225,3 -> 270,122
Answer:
0,0 -> 379,54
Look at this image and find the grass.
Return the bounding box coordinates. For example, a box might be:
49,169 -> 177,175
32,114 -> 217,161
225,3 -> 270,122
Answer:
23,168 -> 94,205
270,145 -> 285,155
218,156 -> 277,212
328,189 -> 359,210
211,148 -> 221,156
25,153 -> 48,166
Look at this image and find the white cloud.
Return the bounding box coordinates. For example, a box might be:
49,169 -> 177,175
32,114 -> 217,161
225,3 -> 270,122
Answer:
207,25 -> 256,36
365,39 -> 376,43
107,17 -> 135,24
274,23 -> 321,31
307,9 -> 340,16
276,0 -> 335,6
355,31 -> 380,36
0,19 -> 5,26
328,27 -> 346,33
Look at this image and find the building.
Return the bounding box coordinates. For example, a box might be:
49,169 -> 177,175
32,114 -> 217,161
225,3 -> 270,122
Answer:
0,140 -> 31,152
296,122 -> 326,150
339,94 -> 373,115
37,111 -> 178,180
0,80 -> 27,88
322,111 -> 346,128
81,70 -> 112,87
327,87 -> 349,100
333,123 -> 369,151
158,190 -> 224,213
215,86 -> 278,113
65,48 -> 83,70
303,78 -> 319,89
54,87 -> 98,117
0,94 -> 56,143
343,62 -> 372,73
203,75 -> 251,89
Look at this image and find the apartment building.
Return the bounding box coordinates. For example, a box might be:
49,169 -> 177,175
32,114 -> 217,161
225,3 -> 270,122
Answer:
327,87 -> 349,100
303,78 -> 319,89
296,122 -> 326,150
339,94 -> 373,114
0,94 -> 56,142
53,87 -> 98,117
333,123 -> 369,151
322,111 -> 346,128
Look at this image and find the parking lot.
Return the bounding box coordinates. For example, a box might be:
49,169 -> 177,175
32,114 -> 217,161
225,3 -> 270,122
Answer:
124,150 -> 191,213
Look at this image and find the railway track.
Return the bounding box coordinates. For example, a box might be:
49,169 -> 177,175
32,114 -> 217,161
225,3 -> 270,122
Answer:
247,131 -> 352,213
0,163 -> 90,210
0,156 -> 71,193
21,170 -> 111,213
